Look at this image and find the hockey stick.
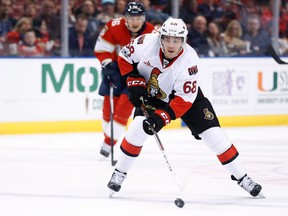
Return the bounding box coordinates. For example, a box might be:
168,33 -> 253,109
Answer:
267,44 -> 288,64
140,97 -> 186,192
109,84 -> 117,166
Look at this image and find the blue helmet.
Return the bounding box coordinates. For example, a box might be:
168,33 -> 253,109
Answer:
125,2 -> 145,16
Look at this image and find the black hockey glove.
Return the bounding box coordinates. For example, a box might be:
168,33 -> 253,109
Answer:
126,74 -> 147,107
143,110 -> 171,135
102,62 -> 124,90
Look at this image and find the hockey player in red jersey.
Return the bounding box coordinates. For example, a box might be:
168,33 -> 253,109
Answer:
107,18 -> 263,198
94,2 -> 157,157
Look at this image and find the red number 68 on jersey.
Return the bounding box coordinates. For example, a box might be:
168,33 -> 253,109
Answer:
183,81 -> 197,94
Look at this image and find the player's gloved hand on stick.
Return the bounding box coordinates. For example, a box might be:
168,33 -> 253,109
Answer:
126,74 -> 147,107
143,117 -> 158,135
143,110 -> 169,135
102,62 -> 123,89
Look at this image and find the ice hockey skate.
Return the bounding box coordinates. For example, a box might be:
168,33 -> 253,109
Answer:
100,143 -> 111,158
108,169 -> 127,197
232,174 -> 265,198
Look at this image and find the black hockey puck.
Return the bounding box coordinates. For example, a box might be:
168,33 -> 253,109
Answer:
174,198 -> 185,208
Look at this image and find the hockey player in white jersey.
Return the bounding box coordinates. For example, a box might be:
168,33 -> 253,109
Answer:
107,18 -> 263,197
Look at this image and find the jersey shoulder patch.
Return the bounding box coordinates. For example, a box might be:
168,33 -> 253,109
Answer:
188,65 -> 198,75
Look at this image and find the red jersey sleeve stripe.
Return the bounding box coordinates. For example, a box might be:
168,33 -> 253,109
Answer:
118,56 -> 134,76
169,96 -> 192,118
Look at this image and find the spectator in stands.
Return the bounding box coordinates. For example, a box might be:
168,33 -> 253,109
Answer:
5,17 -> 32,56
23,2 -> 37,20
207,21 -> 228,57
140,0 -> 169,23
94,0 -> 120,40
23,2 -> 49,47
69,14 -> 94,57
214,10 -> 236,33
0,0 -> 18,55
223,19 -> 248,56
6,17 -> 32,44
18,29 -> 45,57
0,0 -> 17,37
33,0 -> 61,41
187,15 -> 211,57
114,0 -> 126,17
242,0 -> 259,16
33,19 -> 55,56
23,2 -> 53,49
238,0 -> 259,31
68,1 -> 77,28
69,0 -> 78,12
33,20 -> 49,43
279,2 -> 288,38
162,0 -> 183,16
197,0 -> 223,23
257,0 -> 273,33
242,14 -> 271,56
150,19 -> 163,31
79,0 -> 100,44
96,0 -> 119,25
221,0 -> 246,25
180,0 -> 199,29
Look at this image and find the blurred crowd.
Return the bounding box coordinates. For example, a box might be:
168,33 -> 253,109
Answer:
0,0 -> 287,57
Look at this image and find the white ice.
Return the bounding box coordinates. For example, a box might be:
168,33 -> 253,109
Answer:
0,126 -> 288,216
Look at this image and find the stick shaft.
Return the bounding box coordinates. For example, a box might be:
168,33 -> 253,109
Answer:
109,84 -> 116,166
140,97 -> 184,191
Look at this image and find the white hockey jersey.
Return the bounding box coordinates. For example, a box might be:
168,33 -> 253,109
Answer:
118,33 -> 200,118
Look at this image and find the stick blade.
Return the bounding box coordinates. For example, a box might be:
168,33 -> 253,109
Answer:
111,160 -> 117,166
267,44 -> 288,64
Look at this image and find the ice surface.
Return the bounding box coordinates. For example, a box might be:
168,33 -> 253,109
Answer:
0,126 -> 288,216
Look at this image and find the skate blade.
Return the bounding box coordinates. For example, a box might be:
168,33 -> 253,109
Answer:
99,155 -> 109,161
109,189 -> 116,198
257,192 -> 265,199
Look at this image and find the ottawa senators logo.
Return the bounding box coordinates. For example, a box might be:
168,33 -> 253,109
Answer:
203,108 -> 214,120
147,68 -> 167,100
